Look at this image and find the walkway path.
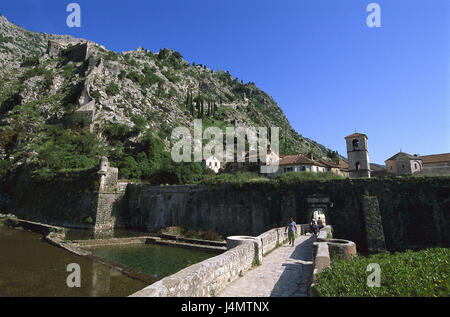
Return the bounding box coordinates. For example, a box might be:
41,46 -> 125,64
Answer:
219,234 -> 316,297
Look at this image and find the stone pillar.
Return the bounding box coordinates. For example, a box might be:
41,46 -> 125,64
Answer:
95,157 -> 120,236
362,196 -> 386,252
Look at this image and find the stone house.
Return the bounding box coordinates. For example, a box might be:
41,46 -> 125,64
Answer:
318,158 -> 350,177
224,150 -> 280,174
336,159 -> 350,177
278,153 -> 328,174
419,153 -> 450,176
385,151 -> 423,175
370,163 -> 387,178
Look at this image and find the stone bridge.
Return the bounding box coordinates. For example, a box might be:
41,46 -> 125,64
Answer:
219,234 -> 315,297
130,224 -> 357,297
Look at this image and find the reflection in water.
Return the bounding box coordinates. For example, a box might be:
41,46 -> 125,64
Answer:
94,229 -> 114,240
0,225 -> 147,297
1,225 -> 217,297
91,261 -> 110,297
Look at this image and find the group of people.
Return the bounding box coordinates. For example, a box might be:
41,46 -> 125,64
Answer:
284,216 -> 326,247
309,217 -> 324,236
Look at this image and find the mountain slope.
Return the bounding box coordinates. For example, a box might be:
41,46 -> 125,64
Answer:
0,14 -> 334,180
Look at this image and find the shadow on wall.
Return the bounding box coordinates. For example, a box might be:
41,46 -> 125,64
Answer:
270,235 -> 315,297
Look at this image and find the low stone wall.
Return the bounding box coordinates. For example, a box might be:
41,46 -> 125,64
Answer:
312,242 -> 331,274
257,224 -> 301,256
130,225 -> 302,297
146,237 -> 226,254
159,233 -> 226,247
75,236 -> 149,248
311,226 -> 357,294
327,239 -> 357,260
0,215 -> 64,235
258,229 -> 281,256
130,240 -> 256,297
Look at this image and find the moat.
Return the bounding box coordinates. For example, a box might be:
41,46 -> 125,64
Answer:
0,226 -> 213,297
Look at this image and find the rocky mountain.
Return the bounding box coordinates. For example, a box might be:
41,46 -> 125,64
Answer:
0,14 -> 334,179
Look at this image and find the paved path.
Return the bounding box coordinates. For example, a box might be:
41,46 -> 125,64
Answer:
219,234 -> 316,297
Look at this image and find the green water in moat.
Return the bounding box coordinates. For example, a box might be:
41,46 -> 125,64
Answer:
90,244 -> 214,278
0,225 -> 148,297
0,226 -> 214,297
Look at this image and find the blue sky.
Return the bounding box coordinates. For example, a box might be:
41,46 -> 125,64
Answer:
1,0 -> 449,164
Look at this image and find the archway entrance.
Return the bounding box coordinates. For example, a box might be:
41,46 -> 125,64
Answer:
307,195 -> 331,227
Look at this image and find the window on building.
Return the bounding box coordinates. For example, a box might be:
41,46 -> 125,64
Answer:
356,162 -> 361,171
352,139 -> 360,150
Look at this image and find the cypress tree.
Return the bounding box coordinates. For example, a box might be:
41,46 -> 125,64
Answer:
200,100 -> 204,118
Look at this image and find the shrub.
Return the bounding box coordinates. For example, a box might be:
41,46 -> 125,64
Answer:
126,70 -> 141,83
36,128 -> 100,171
102,123 -> 133,141
105,82 -> 120,96
0,160 -> 12,180
0,34 -> 12,44
118,70 -> 126,80
200,172 -> 268,186
21,55 -> 40,67
313,248 -> 450,297
90,90 -> 101,101
184,229 -> 200,239
142,64 -> 164,86
131,114 -> 147,130
104,51 -> 119,61
62,63 -> 76,79
203,230 -> 222,241
43,71 -> 54,90
123,54 -> 139,67
276,171 -> 344,184
21,66 -> 45,80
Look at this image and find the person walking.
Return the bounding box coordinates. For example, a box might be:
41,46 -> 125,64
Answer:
310,219 -> 318,236
285,217 -> 298,247
317,217 -> 324,230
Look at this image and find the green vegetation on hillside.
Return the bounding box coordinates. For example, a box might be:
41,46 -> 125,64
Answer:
313,248 -> 450,297
0,17 -> 338,186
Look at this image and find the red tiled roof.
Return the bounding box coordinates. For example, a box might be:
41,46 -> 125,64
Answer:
318,159 -> 339,168
385,151 -> 418,162
420,153 -> 450,164
279,154 -> 327,167
338,159 -> 349,170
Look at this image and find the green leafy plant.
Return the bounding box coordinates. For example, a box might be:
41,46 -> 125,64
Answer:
105,82 -> 120,96
313,248 -> 450,297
